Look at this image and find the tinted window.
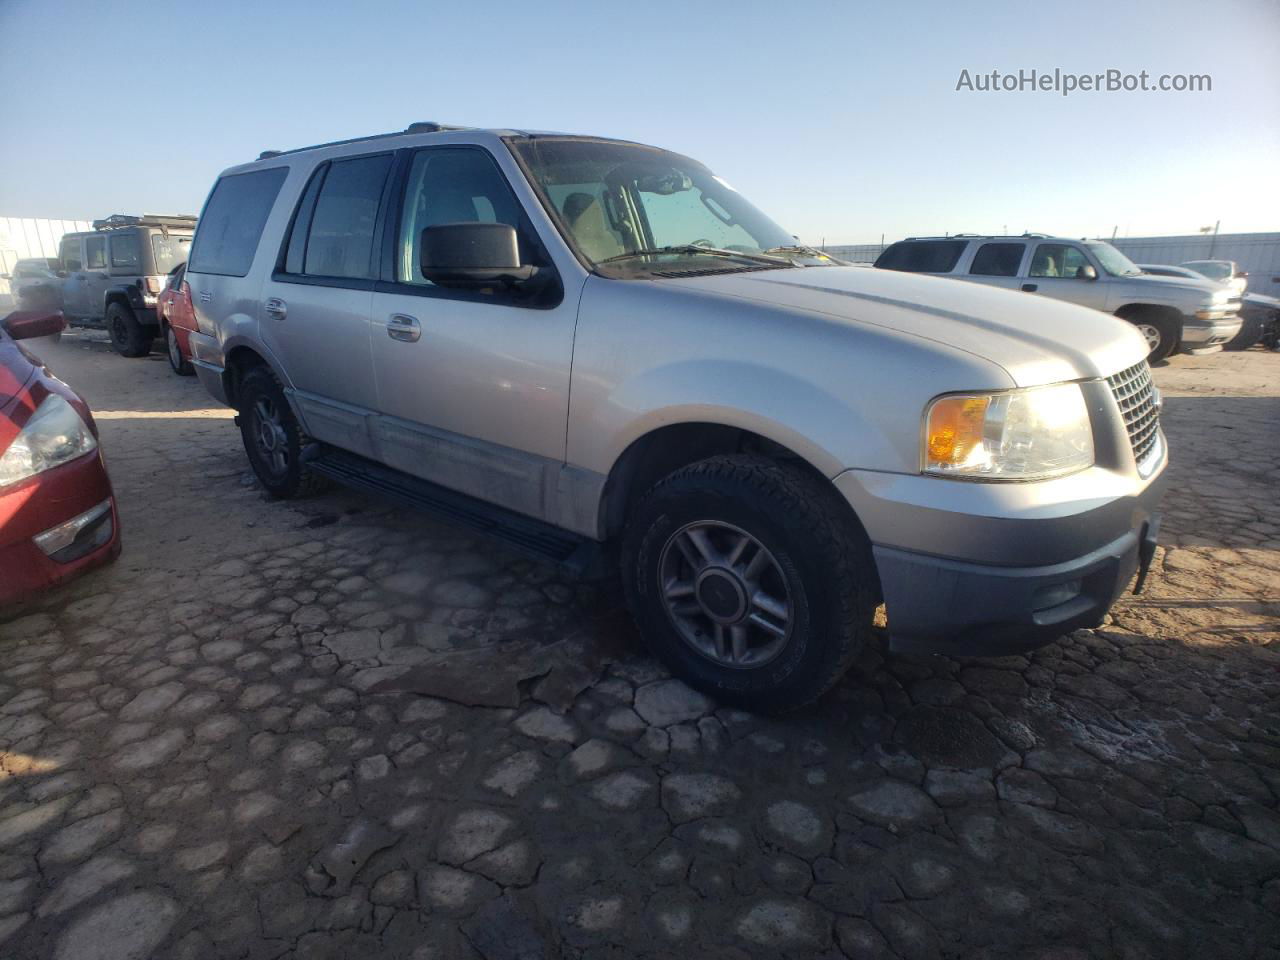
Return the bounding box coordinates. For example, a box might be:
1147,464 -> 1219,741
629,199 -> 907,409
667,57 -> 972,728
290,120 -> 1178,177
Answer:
85,236 -> 107,269
110,233 -> 141,270
396,148 -> 524,286
152,234 -> 191,274
165,263 -> 185,290
1030,244 -> 1092,279
284,166 -> 326,275
189,167 -> 289,277
302,154 -> 392,279
874,240 -> 967,273
969,242 -> 1024,277
60,238 -> 82,272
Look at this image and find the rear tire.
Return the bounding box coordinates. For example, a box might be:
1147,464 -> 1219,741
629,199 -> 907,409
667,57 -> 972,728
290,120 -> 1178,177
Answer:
106,302 -> 152,358
237,366 -> 330,499
622,454 -> 878,713
165,324 -> 194,375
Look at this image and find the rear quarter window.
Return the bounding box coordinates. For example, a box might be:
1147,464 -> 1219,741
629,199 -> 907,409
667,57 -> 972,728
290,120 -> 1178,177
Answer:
874,240 -> 968,273
188,167 -> 289,277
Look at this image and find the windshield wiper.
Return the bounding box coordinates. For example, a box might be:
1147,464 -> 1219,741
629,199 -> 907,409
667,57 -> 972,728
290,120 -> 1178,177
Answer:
598,245 -> 789,267
762,244 -> 840,263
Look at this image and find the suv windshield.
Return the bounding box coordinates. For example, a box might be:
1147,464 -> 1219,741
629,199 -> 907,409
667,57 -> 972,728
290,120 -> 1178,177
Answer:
1183,260 -> 1232,281
508,137 -> 824,274
152,234 -> 193,274
1084,241 -> 1142,277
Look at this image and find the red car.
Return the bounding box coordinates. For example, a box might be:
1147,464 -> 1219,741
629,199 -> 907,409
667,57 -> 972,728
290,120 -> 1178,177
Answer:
1,311 -> 120,607
157,263 -> 196,376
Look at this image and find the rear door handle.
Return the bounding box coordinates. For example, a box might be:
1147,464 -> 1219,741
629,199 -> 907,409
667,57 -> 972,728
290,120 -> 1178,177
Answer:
264,297 -> 287,321
1021,283 -> 1038,292
387,314 -> 421,342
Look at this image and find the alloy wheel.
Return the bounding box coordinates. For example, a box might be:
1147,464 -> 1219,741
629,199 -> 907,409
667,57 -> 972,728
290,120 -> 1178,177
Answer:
167,328 -> 182,370
657,520 -> 792,668
252,397 -> 289,477
1136,323 -> 1162,353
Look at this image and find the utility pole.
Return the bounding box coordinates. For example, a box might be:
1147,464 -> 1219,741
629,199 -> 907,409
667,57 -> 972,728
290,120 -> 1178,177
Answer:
1209,220 -> 1220,258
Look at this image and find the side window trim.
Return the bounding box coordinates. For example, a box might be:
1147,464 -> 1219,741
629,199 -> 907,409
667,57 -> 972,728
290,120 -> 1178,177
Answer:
272,150 -> 393,291
374,144 -> 561,310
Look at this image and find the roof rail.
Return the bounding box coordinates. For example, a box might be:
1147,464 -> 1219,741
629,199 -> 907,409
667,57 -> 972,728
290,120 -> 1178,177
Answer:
92,214 -> 198,232
255,122 -> 471,162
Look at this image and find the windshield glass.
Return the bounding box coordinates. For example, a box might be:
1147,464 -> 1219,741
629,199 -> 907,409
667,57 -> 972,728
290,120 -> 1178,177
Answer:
151,234 -> 192,274
508,137 -> 817,274
1085,241 -> 1142,277
1184,260 -> 1231,280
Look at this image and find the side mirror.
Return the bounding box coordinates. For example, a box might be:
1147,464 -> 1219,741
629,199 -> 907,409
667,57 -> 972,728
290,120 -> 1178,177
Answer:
1236,270 -> 1248,279
419,223 -> 535,289
2,310 -> 66,340
1077,264 -> 1098,281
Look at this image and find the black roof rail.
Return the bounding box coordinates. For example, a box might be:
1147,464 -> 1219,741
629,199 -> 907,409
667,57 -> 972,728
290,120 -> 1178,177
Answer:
91,214 -> 198,232
255,122 -> 471,162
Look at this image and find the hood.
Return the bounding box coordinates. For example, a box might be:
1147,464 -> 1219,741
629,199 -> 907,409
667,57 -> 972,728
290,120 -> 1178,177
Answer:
660,266 -> 1148,387
1131,273 -> 1225,296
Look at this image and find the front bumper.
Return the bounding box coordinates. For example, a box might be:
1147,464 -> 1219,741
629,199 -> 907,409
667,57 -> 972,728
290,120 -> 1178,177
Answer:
835,457 -> 1168,656
0,452 -> 122,608
1180,312 -> 1241,351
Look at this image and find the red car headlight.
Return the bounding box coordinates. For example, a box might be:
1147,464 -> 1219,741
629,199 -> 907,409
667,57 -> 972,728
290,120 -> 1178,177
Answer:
0,394 -> 98,488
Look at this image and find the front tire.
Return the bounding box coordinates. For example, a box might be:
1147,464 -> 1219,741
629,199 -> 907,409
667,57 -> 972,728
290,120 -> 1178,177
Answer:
165,324 -> 194,375
106,302 -> 153,358
1124,312 -> 1179,363
237,366 -> 329,499
622,454 -> 878,713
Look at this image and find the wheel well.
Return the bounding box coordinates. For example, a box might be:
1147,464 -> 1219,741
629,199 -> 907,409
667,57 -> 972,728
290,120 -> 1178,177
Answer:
1114,303 -> 1182,326
104,292 -> 131,314
223,346 -> 270,410
600,423 -> 832,540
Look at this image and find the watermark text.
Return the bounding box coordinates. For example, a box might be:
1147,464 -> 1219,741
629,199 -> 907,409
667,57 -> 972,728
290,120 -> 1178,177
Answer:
955,68 -> 1211,96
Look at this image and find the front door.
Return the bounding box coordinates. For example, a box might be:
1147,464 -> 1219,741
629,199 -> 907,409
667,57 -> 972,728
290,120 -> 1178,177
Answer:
1024,242 -> 1109,311
367,145 -> 577,522
258,152 -> 394,459
81,235 -> 110,320
58,236 -> 88,316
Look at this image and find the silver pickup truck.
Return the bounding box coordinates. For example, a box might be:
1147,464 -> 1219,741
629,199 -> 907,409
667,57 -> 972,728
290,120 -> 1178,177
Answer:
874,233 -> 1241,362
184,124 -> 1167,711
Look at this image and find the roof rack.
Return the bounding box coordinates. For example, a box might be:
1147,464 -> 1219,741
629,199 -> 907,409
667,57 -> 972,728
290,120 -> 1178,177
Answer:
92,214 -> 198,232
256,122 -> 470,162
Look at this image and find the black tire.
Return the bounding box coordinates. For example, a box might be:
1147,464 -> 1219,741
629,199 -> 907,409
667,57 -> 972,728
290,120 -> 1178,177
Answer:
105,302 -> 153,358
237,365 -> 330,499
1122,311 -> 1179,363
622,454 -> 878,713
1223,313 -> 1263,352
164,323 -> 194,375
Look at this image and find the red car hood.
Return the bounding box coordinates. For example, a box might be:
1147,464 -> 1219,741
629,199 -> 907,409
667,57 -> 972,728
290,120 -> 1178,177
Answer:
0,338 -> 38,451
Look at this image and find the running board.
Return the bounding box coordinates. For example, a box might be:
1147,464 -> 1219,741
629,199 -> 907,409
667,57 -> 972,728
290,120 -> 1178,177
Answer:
306,446 -> 607,578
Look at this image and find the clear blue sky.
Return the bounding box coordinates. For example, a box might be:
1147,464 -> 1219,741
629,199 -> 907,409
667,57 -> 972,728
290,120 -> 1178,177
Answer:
1,0 -> 1276,244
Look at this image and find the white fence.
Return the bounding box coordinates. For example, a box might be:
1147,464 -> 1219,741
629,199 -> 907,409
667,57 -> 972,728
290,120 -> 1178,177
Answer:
823,231 -> 1280,298
1,216 -> 92,307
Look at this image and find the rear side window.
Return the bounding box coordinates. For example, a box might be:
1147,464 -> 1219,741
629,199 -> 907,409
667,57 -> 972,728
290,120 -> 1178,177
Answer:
189,167 -> 289,277
969,242 -> 1024,277
110,233 -> 141,271
60,238 -> 82,272
874,240 -> 967,273
298,154 -> 393,279
85,236 -> 107,269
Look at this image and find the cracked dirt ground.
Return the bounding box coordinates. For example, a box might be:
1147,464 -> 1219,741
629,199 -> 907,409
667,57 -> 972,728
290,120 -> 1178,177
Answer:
0,334 -> 1277,960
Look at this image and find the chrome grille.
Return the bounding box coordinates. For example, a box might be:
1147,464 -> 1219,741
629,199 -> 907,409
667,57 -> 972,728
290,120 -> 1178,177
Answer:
1107,361 -> 1160,465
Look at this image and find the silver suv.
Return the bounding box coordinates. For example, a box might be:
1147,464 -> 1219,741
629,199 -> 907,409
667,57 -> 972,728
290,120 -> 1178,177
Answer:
186,124 -> 1167,711
874,234 -> 1242,362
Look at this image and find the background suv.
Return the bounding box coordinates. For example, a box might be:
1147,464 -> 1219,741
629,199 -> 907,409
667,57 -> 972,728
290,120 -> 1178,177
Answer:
875,234 -> 1241,361
57,214 -> 196,357
184,124 -> 1166,711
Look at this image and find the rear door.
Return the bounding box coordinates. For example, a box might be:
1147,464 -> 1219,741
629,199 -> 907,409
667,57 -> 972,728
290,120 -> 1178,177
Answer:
961,241 -> 1027,292
1023,242 -> 1108,310
257,152 -> 393,459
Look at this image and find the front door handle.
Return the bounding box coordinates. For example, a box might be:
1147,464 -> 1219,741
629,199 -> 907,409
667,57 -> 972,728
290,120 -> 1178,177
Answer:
387,314 -> 421,342
1021,283 -> 1038,292
264,297 -> 287,321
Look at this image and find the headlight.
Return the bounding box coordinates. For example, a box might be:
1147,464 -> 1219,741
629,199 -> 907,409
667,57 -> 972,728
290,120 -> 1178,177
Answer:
923,383 -> 1093,480
0,394 -> 98,488
1211,289 -> 1232,304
